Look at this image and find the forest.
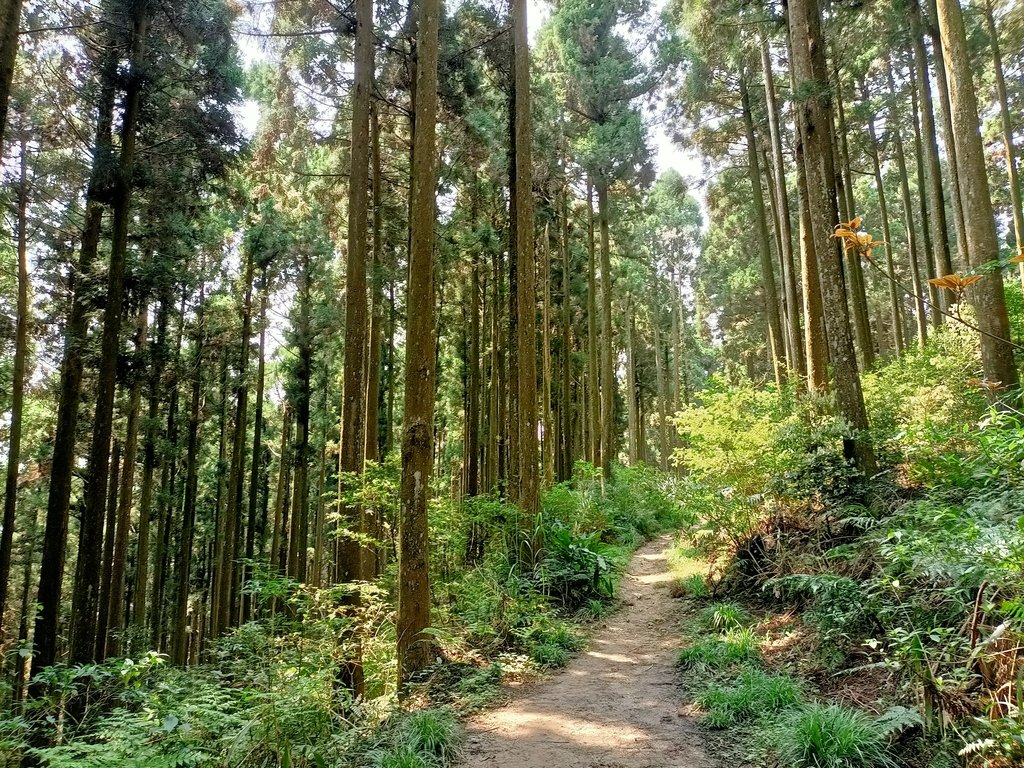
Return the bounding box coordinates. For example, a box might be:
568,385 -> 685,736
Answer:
0,0 -> 1023,765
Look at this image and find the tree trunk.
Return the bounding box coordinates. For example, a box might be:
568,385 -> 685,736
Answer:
397,0 -> 440,687
908,0 -> 954,301
741,73 -> 786,388
364,98 -> 385,575
885,64 -> 928,348
133,296 -> 170,631
0,133 -> 30,632
586,179 -> 600,468
0,0 -> 24,149
559,182 -> 573,481
105,303 -> 149,656
214,250 -> 254,637
906,50 -> 942,325
787,0 -> 875,471
761,38 -> 805,377
94,439 -> 121,660
597,182 -> 615,479
866,111 -> 906,357
653,316 -> 669,471
31,46 -> 118,684
172,288 -> 204,665
339,0 -> 374,593
467,219 -> 481,498
541,226 -> 554,486
796,143 -> 829,392
513,0 -> 539,515
934,0 -> 1019,394
983,0 -> 1024,287
242,275 -> 268,623
624,305 -> 638,463
150,294 -> 184,650
69,2 -> 151,665
924,0 -> 969,271
269,406 -> 291,587
834,75 -> 874,368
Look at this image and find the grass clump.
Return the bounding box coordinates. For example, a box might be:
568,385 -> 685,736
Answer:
394,709 -> 461,764
698,602 -> 750,632
696,667 -> 802,728
370,745 -> 441,768
671,573 -> 710,599
770,703 -> 897,768
677,627 -> 758,671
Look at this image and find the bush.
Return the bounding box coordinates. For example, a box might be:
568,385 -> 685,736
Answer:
770,704 -> 898,768
535,523 -> 614,609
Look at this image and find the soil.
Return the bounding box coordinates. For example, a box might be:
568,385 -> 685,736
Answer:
460,536 -> 716,768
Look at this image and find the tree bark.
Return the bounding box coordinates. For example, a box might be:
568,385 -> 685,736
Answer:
0,133 -> 30,632
0,0 -> 24,149
741,73 -> 786,388
934,0 -> 1019,394
339,0 -> 374,591
585,179 -> 600,468
795,143 -> 829,392
172,287 -> 205,665
983,0 -> 1024,287
834,75 -> 874,368
513,0 -> 539,515
787,0 -> 875,471
94,438 -> 121,660
761,38 -> 805,378
242,274 -> 268,622
104,303 -> 149,656
559,182 -> 573,481
597,182 -> 615,479
866,110 -> 906,357
69,1 -> 151,665
397,0 -> 440,687
886,63 -> 928,348
31,44 -> 118,684
908,0 -> 954,301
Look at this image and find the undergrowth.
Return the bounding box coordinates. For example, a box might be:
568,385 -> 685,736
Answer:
7,463 -> 691,767
671,321 -> 1021,767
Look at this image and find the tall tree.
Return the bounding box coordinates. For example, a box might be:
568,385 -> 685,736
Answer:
787,0 -> 875,471
933,0 -> 1019,394
397,0 -> 440,687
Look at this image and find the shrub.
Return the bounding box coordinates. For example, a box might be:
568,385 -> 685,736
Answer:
535,523 -> 614,609
770,704 -> 898,768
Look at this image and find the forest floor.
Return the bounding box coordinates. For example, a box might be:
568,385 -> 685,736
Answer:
459,536 -> 716,768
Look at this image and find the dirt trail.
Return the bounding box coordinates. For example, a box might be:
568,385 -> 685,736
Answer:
461,536 -> 715,768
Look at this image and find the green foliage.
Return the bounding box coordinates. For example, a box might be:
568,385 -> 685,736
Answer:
364,709 -> 461,768
696,668 -> 802,728
394,710 -> 461,764
677,628 -> 758,672
536,523 -> 614,608
697,602 -> 750,632
765,574 -> 871,644
677,574 -> 710,599
769,704 -> 899,768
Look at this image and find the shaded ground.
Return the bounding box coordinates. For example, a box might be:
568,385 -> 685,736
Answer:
461,536 -> 715,768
